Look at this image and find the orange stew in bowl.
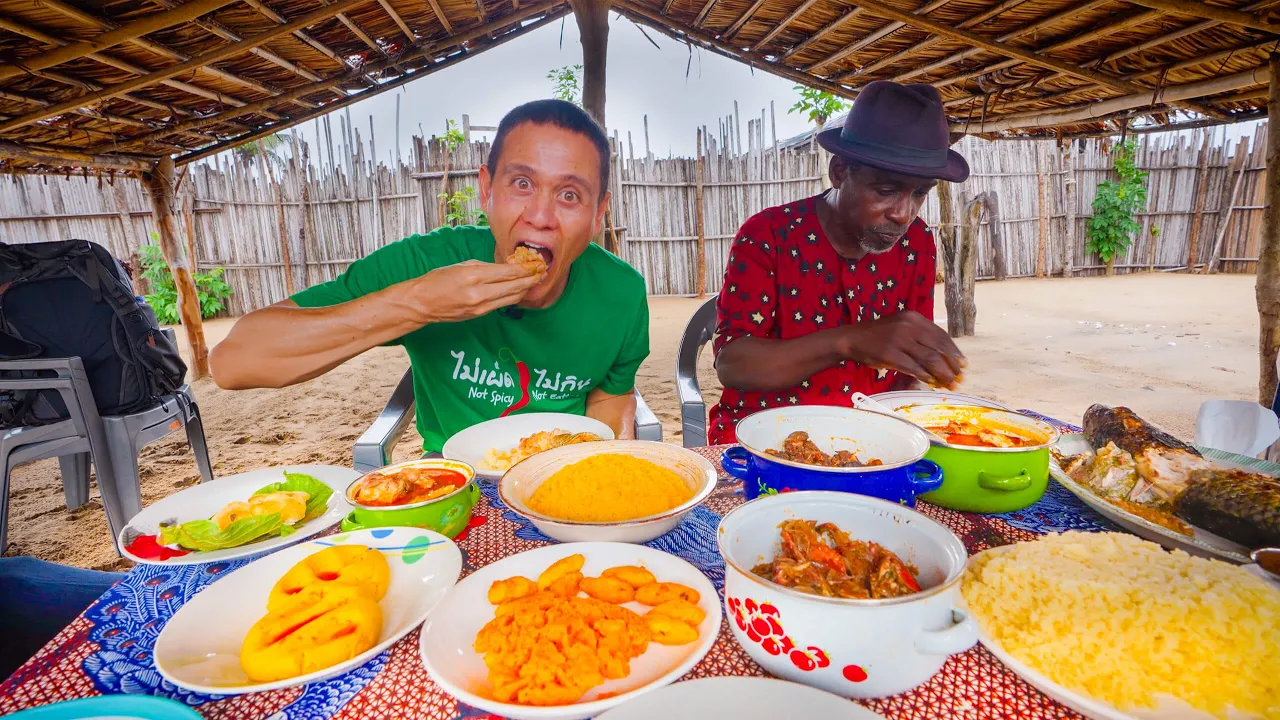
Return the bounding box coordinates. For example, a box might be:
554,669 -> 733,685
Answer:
752,520 -> 920,599
351,467 -> 467,507
923,421 -> 1034,449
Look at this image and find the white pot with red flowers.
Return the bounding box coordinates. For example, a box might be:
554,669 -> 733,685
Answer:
716,491 -> 976,699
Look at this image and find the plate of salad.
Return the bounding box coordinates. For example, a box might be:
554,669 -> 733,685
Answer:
119,465 -> 357,565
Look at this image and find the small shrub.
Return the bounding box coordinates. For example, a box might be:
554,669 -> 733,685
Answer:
1086,141 -> 1149,274
138,240 -> 234,324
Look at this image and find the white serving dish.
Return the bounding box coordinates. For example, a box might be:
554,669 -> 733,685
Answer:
419,541 -> 721,720
154,527 -> 461,695
119,464 -> 356,565
869,390 -> 1013,412
442,412 -> 615,482
732,406 -> 931,472
595,676 -> 884,719
1050,434 -> 1256,564
717,491 -> 976,699
499,440 -> 717,544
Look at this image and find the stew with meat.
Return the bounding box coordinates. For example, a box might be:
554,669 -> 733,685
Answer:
924,421 -> 1034,448
751,519 -> 921,600
350,467 -> 468,507
765,431 -> 883,468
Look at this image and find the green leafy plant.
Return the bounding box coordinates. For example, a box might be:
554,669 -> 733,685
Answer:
442,119 -> 465,151
138,240 -> 234,324
439,185 -> 488,227
233,132 -> 286,167
1086,141 -> 1149,275
547,65 -> 583,106
788,86 -> 848,128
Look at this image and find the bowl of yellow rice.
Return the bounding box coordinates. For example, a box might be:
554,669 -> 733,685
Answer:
498,441 -> 718,544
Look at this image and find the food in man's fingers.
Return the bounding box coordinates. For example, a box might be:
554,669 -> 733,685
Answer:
506,245 -> 548,276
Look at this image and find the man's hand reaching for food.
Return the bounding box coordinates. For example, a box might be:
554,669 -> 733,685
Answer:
838,311 -> 965,389
410,259 -> 544,325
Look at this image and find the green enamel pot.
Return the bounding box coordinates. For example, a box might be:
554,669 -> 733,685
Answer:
899,406 -> 1059,514
340,459 -> 479,539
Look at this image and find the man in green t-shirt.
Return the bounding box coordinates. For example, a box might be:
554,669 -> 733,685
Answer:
210,100 -> 650,452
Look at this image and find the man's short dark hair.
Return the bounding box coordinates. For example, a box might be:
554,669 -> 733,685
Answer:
487,99 -> 611,200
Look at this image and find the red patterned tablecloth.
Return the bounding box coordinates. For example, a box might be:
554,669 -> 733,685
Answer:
0,441 -> 1108,720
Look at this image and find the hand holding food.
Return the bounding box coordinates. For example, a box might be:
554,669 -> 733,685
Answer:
410,260 -> 544,325
477,556 -> 703,706
241,545 -> 390,683
837,310 -> 966,389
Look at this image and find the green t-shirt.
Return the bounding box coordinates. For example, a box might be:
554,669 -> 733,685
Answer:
291,226 -> 650,452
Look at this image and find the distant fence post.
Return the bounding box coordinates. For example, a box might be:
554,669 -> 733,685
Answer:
695,127 -> 706,298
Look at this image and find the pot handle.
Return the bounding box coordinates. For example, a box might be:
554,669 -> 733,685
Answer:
462,481 -> 481,508
978,470 -> 1032,492
914,609 -> 979,656
339,511 -> 366,533
721,446 -> 753,481
907,459 -> 944,495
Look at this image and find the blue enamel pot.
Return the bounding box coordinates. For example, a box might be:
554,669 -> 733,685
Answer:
721,406 -> 943,507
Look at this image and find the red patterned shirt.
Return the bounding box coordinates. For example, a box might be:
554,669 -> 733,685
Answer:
709,193 -> 937,445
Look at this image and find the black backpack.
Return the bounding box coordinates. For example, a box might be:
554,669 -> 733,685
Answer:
0,239 -> 187,428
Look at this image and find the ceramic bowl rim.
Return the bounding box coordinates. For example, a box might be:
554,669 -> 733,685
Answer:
734,407 -> 932,473
345,458 -> 477,511
717,490 -> 968,608
900,405 -> 1061,453
499,440 -> 717,527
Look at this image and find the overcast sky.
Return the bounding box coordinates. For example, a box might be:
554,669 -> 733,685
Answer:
280,13 -> 824,165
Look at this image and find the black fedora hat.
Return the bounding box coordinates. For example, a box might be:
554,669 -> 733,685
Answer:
817,81 -> 969,183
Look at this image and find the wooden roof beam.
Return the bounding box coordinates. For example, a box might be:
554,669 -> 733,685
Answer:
1,9 -> 290,119
239,0 -> 359,69
1121,0 -> 1280,32
0,140 -> 156,172
722,0 -> 768,40
847,0 -> 1156,95
807,0 -> 958,74
335,10 -> 387,56
174,4 -> 568,164
423,0 -> 455,34
96,0 -> 568,153
694,0 -> 720,27
0,0 -> 373,135
0,0 -> 240,82
961,64 -> 1269,132
616,0 -> 857,96
750,0 -> 822,52
831,0 -> 1028,80
376,0 -> 418,40
781,7 -> 868,61
889,0 -> 1115,84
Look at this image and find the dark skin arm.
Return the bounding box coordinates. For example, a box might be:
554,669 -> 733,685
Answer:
716,311 -> 964,393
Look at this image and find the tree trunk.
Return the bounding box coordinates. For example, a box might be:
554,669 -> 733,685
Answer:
571,0 -> 609,128
1257,53 -> 1280,407
145,155 -> 209,379
938,182 -> 975,338
1106,255 -> 1115,276
958,195 -> 979,336
974,191 -> 1005,281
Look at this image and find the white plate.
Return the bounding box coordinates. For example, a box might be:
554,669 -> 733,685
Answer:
595,677 -> 883,719
442,413 -> 615,482
419,542 -> 721,720
1049,435 -> 1254,564
119,464 -> 356,566
154,527 -> 461,695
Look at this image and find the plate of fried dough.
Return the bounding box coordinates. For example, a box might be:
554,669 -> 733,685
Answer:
419,542 -> 721,720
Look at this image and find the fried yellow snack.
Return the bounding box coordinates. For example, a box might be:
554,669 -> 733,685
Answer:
507,245 -> 548,276
241,583 -> 382,682
267,545 -> 390,613
537,553 -> 585,590
601,565 -> 656,589
488,576 -> 538,605
634,581 -> 700,606
580,576 -> 636,604
647,598 -> 705,626
644,613 -> 699,646
545,570 -> 583,598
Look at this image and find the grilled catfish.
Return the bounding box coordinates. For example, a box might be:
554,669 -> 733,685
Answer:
1175,469 -> 1280,548
1083,405 -> 1213,507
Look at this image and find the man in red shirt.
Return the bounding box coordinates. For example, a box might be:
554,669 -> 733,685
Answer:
710,81 -> 968,445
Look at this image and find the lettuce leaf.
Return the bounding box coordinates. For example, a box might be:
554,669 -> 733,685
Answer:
157,514 -> 286,552
253,471 -> 334,522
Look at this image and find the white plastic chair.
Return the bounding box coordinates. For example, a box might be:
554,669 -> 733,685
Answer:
1194,399 -> 1280,458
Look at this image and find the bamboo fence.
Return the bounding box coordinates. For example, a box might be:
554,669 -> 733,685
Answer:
0,121 -> 1265,314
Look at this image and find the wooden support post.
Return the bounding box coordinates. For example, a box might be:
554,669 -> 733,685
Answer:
1036,146 -> 1048,278
265,155 -> 294,295
956,194 -> 980,336
145,155 -> 208,378
182,181 -> 197,274
1062,142 -> 1076,276
1208,139 -> 1248,274
1186,131 -> 1213,272
1257,54 -> 1280,406
571,0 -> 610,127
695,127 -> 707,298
297,140 -> 314,288
975,191 -> 1006,281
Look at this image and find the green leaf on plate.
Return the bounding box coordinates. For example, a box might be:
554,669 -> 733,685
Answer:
253,471 -> 334,522
157,513 -> 286,552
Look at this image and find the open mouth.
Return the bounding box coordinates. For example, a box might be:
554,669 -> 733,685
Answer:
516,241 -> 554,268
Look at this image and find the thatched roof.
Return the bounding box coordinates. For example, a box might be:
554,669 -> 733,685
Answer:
0,0 -> 1276,173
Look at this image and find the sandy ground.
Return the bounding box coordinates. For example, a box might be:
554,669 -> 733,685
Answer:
3,274 -> 1259,571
